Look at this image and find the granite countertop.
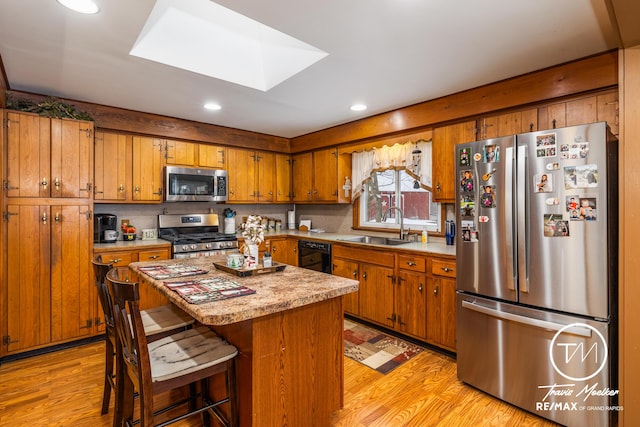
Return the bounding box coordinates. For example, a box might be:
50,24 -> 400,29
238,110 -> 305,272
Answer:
94,230 -> 456,257
130,256 -> 359,326
260,230 -> 457,257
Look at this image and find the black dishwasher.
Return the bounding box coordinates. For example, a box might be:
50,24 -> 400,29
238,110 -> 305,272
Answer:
298,240 -> 332,274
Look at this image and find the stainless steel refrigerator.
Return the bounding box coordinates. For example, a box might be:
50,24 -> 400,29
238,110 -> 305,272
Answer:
455,122 -> 618,427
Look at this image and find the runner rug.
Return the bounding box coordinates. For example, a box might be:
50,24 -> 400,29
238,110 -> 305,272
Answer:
343,318 -> 424,374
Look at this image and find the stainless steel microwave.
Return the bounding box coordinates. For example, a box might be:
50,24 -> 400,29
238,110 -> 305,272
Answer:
164,166 -> 228,202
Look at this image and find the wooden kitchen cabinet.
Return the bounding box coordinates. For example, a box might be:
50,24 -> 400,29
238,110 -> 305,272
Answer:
478,109 -> 538,140
426,257 -> 457,351
293,148 -> 350,203
538,90 -> 619,135
275,153 -> 293,202
132,136 -> 164,202
5,111 -> 94,199
4,204 -> 93,355
432,120 -> 476,202
332,245 -> 395,327
198,144 -> 226,168
332,257 -> 360,316
227,148 -> 276,203
395,254 -> 427,340
94,131 -> 132,201
94,246 -> 171,312
164,139 -> 196,166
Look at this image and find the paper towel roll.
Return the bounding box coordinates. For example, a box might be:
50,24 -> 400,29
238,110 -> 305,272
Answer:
287,210 -> 295,230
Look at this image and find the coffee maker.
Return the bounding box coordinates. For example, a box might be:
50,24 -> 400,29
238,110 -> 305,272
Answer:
94,214 -> 118,243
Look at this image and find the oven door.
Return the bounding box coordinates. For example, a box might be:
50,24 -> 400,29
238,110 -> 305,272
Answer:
165,166 -> 228,202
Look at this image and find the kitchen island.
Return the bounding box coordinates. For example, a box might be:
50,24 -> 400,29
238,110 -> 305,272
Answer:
129,257 -> 359,427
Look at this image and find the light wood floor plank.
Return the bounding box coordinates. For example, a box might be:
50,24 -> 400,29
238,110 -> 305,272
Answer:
0,339 -> 559,426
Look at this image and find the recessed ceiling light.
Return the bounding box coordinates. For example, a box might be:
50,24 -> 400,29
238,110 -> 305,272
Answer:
56,0 -> 100,14
130,0 -> 329,92
350,104 -> 367,112
204,103 -> 222,111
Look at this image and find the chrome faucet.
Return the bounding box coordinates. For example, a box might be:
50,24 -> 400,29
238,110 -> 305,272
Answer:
382,206 -> 405,240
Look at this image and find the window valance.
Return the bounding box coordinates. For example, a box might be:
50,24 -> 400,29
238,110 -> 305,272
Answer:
351,139 -> 432,201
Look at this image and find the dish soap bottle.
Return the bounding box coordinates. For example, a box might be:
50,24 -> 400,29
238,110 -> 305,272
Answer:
421,227 -> 428,244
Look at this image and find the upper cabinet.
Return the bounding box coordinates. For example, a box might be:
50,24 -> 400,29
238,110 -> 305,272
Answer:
227,148 -> 276,203
5,111 -> 94,199
165,140 -> 227,168
132,136 -> 164,202
538,91 -> 619,136
478,109 -> 538,140
275,154 -> 293,202
292,148 -> 351,204
432,120 -> 476,203
94,131 -> 132,201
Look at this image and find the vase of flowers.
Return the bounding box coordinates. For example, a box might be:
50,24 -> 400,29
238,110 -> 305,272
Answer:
240,215 -> 264,268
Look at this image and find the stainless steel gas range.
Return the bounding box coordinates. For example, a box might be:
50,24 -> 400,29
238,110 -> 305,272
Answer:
158,213 -> 238,259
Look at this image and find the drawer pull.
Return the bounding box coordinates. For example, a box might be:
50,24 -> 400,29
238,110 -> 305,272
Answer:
148,255 -> 160,259
407,261 -> 417,267
441,267 -> 454,273
108,258 -> 122,264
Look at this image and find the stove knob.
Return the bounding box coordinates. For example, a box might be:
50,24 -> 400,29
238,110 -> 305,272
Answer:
181,245 -> 189,251
204,243 -> 211,249
191,244 -> 198,250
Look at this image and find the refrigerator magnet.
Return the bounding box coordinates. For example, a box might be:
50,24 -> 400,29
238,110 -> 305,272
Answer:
535,133 -> 557,158
564,164 -> 598,189
482,168 -> 496,181
546,162 -> 560,171
460,170 -> 474,192
483,145 -> 499,163
535,173 -> 553,193
473,152 -> 482,162
545,197 -> 559,206
579,197 -> 597,221
544,214 -> 570,237
479,215 -> 489,223
460,195 -> 476,217
459,148 -> 471,166
565,195 -> 579,212
560,142 -> 590,160
480,185 -> 495,208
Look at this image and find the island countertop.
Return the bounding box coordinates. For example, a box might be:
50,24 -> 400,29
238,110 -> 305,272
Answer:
129,256 -> 359,326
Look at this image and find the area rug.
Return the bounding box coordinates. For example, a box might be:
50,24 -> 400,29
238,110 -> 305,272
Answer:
344,318 -> 424,374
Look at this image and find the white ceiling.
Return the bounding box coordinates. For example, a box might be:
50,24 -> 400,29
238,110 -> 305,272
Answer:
0,0 -> 620,138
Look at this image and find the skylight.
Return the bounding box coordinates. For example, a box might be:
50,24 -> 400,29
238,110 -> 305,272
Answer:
130,0 -> 328,91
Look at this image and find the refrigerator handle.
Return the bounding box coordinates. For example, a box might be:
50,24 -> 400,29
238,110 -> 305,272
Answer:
504,147 -> 515,290
461,300 -> 592,337
517,145 -> 529,293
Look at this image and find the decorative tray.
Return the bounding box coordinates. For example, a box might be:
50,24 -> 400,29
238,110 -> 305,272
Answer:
213,260 -> 287,277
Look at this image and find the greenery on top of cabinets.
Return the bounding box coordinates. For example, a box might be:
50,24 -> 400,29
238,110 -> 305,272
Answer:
6,93 -> 93,121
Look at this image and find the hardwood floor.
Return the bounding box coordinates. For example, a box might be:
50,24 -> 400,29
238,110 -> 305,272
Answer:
0,340 -> 559,427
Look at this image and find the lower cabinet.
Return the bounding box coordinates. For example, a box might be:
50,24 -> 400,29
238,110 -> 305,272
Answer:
265,237 -> 299,266
3,204 -> 93,356
333,244 -> 454,350
93,245 -> 171,317
426,257 -> 457,351
396,254 -> 427,340
332,245 -> 395,328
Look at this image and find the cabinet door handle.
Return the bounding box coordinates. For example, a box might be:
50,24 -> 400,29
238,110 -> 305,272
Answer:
272,246 -> 277,252
418,283 -> 423,292
436,183 -> 441,193
42,212 -> 48,224
119,184 -> 125,192
434,285 -> 439,295
54,212 -> 61,223
41,177 -> 48,189
362,272 -> 368,279
352,270 -> 358,278
135,186 -> 140,193
54,177 -> 60,189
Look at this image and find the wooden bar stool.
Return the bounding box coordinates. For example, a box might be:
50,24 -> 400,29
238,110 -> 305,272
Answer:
106,268 -> 238,427
92,257 -> 194,423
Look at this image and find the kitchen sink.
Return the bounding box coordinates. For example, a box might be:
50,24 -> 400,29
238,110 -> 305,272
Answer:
339,235 -> 409,246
